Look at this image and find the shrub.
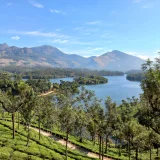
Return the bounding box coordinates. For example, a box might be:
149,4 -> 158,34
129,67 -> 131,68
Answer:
0,147 -> 13,159
12,151 -> 28,160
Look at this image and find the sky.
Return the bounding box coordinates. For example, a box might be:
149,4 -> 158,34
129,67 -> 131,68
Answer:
0,0 -> 160,59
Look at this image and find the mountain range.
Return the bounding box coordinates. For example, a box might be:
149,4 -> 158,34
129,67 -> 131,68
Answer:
0,43 -> 145,71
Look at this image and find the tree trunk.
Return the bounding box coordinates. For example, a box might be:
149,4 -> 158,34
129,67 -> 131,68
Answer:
92,134 -> 94,142
128,138 -> 131,160
115,137 -> 117,148
157,147 -> 159,157
135,148 -> 138,160
79,129 -> 83,142
102,137 -> 104,160
150,148 -> 152,160
66,130 -> 69,160
93,133 -> 96,146
105,135 -> 108,154
26,124 -> 30,147
119,139 -> 121,157
99,136 -> 101,159
12,112 -> 15,139
38,115 -> 41,140
2,111 -> 4,119
18,112 -> 20,129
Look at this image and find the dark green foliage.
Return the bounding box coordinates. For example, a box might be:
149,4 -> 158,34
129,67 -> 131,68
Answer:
1,66 -> 124,79
74,75 -> 108,85
126,73 -> 145,81
58,80 -> 80,94
138,57 -> 160,134
26,79 -> 52,93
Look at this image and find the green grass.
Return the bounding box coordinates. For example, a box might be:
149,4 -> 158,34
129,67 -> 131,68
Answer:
0,120 -> 97,160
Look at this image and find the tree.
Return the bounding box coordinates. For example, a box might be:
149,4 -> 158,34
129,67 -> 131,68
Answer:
86,97 -> 105,159
0,77 -> 31,139
104,97 -> 117,154
75,86 -> 95,142
57,93 -> 77,160
74,106 -> 87,142
139,56 -> 160,134
20,89 -> 37,146
39,96 -> 57,138
118,99 -> 138,160
34,97 -> 46,140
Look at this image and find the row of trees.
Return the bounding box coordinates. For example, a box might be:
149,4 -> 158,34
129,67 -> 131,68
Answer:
0,55 -> 160,160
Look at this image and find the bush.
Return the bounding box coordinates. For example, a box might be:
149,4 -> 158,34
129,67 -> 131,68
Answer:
12,151 -> 28,160
27,155 -> 44,160
0,147 -> 13,159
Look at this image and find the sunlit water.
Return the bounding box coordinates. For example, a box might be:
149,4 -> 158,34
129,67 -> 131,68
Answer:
50,75 -> 142,105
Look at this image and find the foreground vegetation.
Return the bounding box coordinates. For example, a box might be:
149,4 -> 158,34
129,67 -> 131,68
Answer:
0,55 -> 160,160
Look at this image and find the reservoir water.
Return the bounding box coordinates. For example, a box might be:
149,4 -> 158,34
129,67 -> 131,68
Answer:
50,75 -> 142,105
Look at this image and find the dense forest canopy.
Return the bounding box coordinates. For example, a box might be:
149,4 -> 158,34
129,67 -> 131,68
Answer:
0,66 -> 124,79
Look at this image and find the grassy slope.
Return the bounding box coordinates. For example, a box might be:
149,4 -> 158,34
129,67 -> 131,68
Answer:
0,120 -> 96,160
1,113 -> 159,160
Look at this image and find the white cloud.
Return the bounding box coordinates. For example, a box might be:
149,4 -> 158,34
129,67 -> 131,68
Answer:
92,48 -> 104,51
73,27 -> 100,36
86,21 -> 100,25
52,39 -> 68,44
83,55 -> 100,58
9,30 -> 69,39
6,3 -> 12,6
29,1 -> 44,8
127,51 -> 156,60
49,9 -> 66,15
11,36 -> 20,40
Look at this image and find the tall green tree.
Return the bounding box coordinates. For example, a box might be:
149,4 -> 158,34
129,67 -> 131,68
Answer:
57,93 -> 77,160
104,97 -> 117,154
20,90 -> 37,146
0,77 -> 31,139
139,56 -> 160,134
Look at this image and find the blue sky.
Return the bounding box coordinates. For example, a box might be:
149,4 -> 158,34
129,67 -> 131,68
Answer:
0,0 -> 159,59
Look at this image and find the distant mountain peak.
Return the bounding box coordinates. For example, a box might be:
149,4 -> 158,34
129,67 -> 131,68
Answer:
0,43 -> 9,50
0,43 -> 145,71
101,50 -> 127,56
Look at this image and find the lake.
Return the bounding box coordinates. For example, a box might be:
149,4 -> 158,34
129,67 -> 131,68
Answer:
50,75 -> 142,105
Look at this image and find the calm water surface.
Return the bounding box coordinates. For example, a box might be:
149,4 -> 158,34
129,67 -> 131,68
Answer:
50,75 -> 142,105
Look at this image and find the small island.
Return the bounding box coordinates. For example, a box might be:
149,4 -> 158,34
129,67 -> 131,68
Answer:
126,73 -> 145,81
74,75 -> 108,85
